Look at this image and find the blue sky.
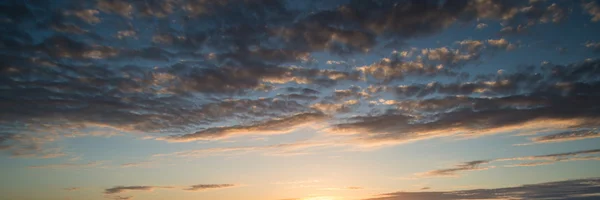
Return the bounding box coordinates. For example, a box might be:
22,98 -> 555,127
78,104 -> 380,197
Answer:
1,0 -> 600,200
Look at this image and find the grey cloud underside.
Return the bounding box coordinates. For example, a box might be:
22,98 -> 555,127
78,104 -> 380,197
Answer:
365,177 -> 600,200
1,0 -> 599,155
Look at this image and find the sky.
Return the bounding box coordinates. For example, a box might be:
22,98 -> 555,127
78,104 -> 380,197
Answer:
1,0 -> 600,200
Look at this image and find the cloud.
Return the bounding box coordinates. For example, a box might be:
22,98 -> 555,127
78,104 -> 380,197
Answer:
29,161 -> 105,169
63,9 -> 101,24
163,112 -> 328,142
184,184 -> 237,191
104,186 -> 159,194
415,160 -> 492,177
97,0 -> 133,17
500,24 -> 528,35
456,40 -> 485,54
475,23 -> 488,29
584,41 -> 600,52
487,38 -> 517,51
63,187 -> 80,191
410,148 -> 600,178
583,1 -> 600,22
528,129 -> 600,144
120,161 -> 154,168
0,133 -> 66,158
109,196 -> 133,200
364,177 -> 600,200
421,47 -> 481,66
0,0 -> 597,162
499,148 -> 600,162
356,57 -> 445,82
330,59 -> 600,146
331,102 -> 600,146
105,183 -> 237,194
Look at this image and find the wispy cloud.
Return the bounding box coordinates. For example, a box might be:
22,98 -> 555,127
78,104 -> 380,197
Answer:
63,187 -> 80,191
414,160 -> 493,177
409,148 -> 600,178
120,161 -> 154,168
162,113 -> 329,142
104,183 -> 237,195
154,140 -> 345,158
28,161 -> 105,169
528,129 -> 600,144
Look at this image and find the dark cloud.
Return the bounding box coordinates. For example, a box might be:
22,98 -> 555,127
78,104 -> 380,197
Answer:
330,58 -> 600,145
184,184 -> 237,191
334,95 -> 600,145
34,35 -> 118,60
104,186 -> 157,194
0,0 -> 597,159
365,178 -> 600,200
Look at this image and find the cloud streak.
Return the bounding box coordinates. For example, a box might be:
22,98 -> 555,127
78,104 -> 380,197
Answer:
528,130 -> 600,144
104,186 -> 162,194
415,160 -> 492,177
184,184 -> 237,191
412,148 -> 600,178
105,184 -> 237,194
28,161 -> 105,169
163,112 -> 328,142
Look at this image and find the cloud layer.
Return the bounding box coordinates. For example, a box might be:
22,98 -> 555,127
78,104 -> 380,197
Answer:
366,177 -> 600,200
2,0 -> 596,152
